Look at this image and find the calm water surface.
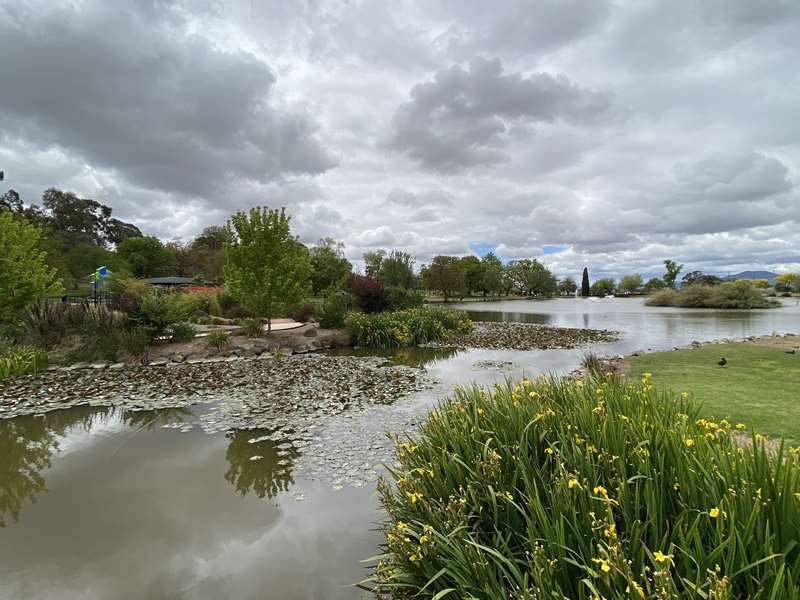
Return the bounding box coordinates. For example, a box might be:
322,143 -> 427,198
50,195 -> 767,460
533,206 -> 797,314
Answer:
2,297 -> 799,599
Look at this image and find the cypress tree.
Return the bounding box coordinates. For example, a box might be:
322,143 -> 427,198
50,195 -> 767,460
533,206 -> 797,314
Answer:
581,267 -> 590,297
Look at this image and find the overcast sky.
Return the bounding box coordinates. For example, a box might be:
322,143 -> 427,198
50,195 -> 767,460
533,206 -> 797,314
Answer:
2,0 -> 799,279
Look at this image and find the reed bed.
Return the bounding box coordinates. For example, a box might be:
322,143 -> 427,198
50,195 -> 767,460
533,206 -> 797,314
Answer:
371,373 -> 800,599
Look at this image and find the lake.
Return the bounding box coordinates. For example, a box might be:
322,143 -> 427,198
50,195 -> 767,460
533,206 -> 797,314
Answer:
1,297 -> 799,599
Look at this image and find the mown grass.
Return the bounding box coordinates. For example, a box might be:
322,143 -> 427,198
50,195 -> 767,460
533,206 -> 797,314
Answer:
370,374 -> 800,599
627,343 -> 800,442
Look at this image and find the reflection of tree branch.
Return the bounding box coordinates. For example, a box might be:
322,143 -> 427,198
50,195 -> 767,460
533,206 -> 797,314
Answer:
122,407 -> 192,431
224,430 -> 297,499
0,406 -> 109,527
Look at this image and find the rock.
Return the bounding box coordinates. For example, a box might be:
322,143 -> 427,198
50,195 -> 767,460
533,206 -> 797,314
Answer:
691,340 -> 701,347
303,327 -> 318,338
149,358 -> 169,367
90,362 -> 109,370
67,362 -> 89,370
170,354 -> 185,363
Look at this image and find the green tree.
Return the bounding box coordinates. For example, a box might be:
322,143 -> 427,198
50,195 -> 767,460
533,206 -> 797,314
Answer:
116,236 -> 177,278
421,256 -> 465,302
776,273 -> 800,291
581,267 -> 590,297
224,207 -> 311,332
591,277 -> 616,297
363,250 -> 386,279
309,238 -> 352,295
64,242 -> 130,281
644,277 -> 666,294
506,259 -> 558,297
662,259 -> 683,288
682,271 -> 722,287
558,277 -> 577,296
480,252 -> 503,296
0,211 -> 64,323
459,255 -> 485,296
618,274 -> 643,295
380,250 -> 415,289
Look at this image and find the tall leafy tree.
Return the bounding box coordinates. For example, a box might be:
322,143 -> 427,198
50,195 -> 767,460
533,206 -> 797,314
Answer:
618,274 -> 644,294
421,256 -> 465,302
224,207 -> 311,332
506,259 -> 558,297
480,252 -> 503,297
591,278 -> 616,297
64,242 -> 130,281
662,259 -> 683,288
0,211 -> 63,323
380,250 -> 416,289
116,236 -> 177,278
363,249 -> 386,279
644,277 -> 666,293
310,238 -> 352,294
459,255 -> 485,296
581,267 -> 590,297
558,277 -> 577,296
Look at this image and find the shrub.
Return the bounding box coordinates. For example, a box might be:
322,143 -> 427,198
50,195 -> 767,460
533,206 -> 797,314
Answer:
118,327 -> 151,359
217,288 -> 238,314
674,284 -> 714,307
347,274 -> 389,313
205,330 -> 231,350
645,289 -> 679,306
318,289 -> 354,329
291,302 -> 316,323
372,375 -> 800,598
133,291 -> 185,338
24,300 -> 72,348
174,290 -> 222,317
241,318 -> 264,338
646,283 -> 778,309
223,303 -> 255,320
108,275 -> 151,314
0,345 -> 48,381
387,285 -> 425,310
171,322 -> 196,342
345,306 -> 472,348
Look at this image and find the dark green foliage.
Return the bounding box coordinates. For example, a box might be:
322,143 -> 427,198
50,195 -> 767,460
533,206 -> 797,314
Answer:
318,289 -> 354,328
345,306 -> 472,348
480,252 -> 504,296
170,322 -> 196,342
241,318 -> 264,337
591,277 -> 616,297
381,251 -> 416,289
421,256 -> 465,302
373,375 -> 800,598
116,236 -> 177,278
581,267 -> 590,297
387,286 -> 424,310
506,259 -> 558,297
309,238 -> 352,295
682,271 -> 723,286
558,277 -> 577,295
644,277 -> 666,293
205,330 -> 231,350
663,259 -> 684,288
363,249 -> 386,279
132,291 -> 186,338
459,255 -> 484,295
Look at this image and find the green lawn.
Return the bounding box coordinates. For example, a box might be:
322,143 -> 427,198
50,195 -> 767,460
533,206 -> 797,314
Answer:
626,342 -> 800,442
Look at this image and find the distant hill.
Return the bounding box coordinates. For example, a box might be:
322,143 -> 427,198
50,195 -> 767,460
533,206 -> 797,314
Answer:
723,270 -> 779,282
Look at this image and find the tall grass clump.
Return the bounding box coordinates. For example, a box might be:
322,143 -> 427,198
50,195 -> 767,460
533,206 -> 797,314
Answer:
646,282 -> 779,309
346,307 -> 472,348
371,374 -> 800,599
0,346 -> 48,381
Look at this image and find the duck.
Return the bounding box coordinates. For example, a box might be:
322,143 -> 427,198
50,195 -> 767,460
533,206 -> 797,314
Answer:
718,357 -> 727,367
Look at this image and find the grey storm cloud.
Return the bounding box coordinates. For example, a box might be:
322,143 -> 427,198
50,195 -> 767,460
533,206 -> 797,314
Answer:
389,57 -> 612,172
1,0 -> 799,275
0,1 -> 336,199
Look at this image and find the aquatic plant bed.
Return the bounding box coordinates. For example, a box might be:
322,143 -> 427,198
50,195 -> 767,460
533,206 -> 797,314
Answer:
0,354 -> 430,421
428,321 -> 619,351
371,375 -> 800,598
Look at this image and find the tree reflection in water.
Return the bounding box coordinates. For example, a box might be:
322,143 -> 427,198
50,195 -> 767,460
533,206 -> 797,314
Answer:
0,405 -> 110,527
120,407 -> 192,430
224,429 -> 297,499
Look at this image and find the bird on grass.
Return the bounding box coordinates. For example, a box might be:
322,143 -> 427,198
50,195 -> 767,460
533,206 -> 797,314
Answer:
718,357 -> 727,367
786,349 -> 797,354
